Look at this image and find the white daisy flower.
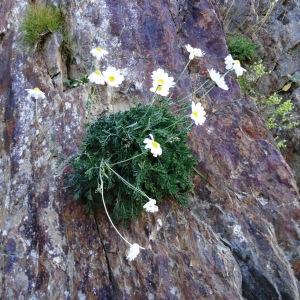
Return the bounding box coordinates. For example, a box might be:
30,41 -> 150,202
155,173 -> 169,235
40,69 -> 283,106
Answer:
88,69 -> 105,85
191,101 -> 206,126
26,87 -> 46,100
144,134 -> 162,157
90,47 -> 108,60
126,243 -> 141,261
185,44 -> 205,60
225,54 -> 246,77
143,198 -> 159,213
150,84 -> 171,97
103,66 -> 124,87
151,68 -> 175,87
208,68 -> 229,90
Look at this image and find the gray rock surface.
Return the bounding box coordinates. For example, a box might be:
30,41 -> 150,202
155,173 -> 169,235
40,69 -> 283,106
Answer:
0,0 -> 299,299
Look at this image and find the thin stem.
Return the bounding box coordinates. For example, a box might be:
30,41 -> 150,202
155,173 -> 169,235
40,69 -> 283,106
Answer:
106,163 -> 150,201
175,59 -> 191,85
98,163 -> 145,249
110,152 -> 146,166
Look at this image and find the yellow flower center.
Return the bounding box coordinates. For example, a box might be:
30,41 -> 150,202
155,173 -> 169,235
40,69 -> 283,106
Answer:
108,75 -> 116,82
95,47 -> 103,53
156,86 -> 163,92
95,70 -> 101,76
157,78 -> 165,85
151,141 -> 160,149
33,87 -> 41,92
234,60 -> 240,65
192,111 -> 199,118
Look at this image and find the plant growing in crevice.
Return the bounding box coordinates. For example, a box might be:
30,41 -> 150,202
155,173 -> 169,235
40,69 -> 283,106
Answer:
68,100 -> 196,222
228,34 -> 258,63
27,42 -> 245,261
21,4 -> 67,49
258,94 -> 298,150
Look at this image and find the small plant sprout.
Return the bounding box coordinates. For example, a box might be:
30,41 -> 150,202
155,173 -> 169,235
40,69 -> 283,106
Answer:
126,243 -> 142,261
143,199 -> 159,213
26,87 -> 46,99
150,69 -> 175,97
191,101 -> 206,126
90,47 -> 108,60
88,70 -> 105,85
208,68 -> 229,90
225,54 -> 246,77
103,67 -> 124,87
143,134 -> 162,157
185,44 -> 205,60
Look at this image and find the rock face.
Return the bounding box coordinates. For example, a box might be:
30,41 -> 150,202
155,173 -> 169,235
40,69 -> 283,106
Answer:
0,0 -> 299,299
219,0 -> 300,188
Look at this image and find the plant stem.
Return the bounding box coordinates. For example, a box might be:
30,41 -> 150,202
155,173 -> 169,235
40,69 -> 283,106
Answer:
105,163 -> 151,201
110,152 -> 146,166
98,162 -> 145,249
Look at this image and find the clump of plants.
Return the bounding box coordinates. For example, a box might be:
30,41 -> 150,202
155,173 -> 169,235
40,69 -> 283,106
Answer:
26,43 -> 245,261
258,94 -> 298,150
21,4 -> 65,48
228,34 -> 258,63
69,100 -> 196,222
238,60 -> 269,96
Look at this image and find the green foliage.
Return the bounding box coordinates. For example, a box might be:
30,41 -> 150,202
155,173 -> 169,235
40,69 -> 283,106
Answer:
21,4 -> 65,47
259,94 -> 298,150
238,61 -> 268,96
228,35 -> 258,63
64,75 -> 89,88
68,101 -> 196,222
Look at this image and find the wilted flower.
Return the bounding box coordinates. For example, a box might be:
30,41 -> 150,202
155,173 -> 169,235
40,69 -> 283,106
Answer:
150,69 -> 175,96
191,101 -> 206,126
88,69 -> 105,85
144,134 -> 162,157
143,198 -> 159,213
103,66 -> 124,87
208,68 -> 229,90
185,44 -> 205,60
225,54 -> 246,77
90,47 -> 108,60
126,243 -> 141,261
26,87 -> 46,100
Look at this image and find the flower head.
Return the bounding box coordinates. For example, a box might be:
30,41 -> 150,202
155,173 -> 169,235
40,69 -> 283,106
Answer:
150,84 -> 171,97
208,68 -> 229,90
143,134 -> 162,157
26,87 -> 46,100
126,243 -> 141,261
90,47 -> 108,60
103,66 -> 124,87
225,54 -> 246,77
185,44 -> 205,60
88,69 -> 105,85
150,69 -> 175,97
191,101 -> 206,126
143,198 -> 159,213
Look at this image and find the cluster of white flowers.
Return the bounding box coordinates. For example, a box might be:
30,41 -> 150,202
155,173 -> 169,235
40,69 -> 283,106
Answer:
26,44 -> 246,262
88,47 -> 124,87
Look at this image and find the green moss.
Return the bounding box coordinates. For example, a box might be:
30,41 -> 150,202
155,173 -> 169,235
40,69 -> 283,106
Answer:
21,4 -> 65,48
228,35 -> 258,63
68,100 -> 196,222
